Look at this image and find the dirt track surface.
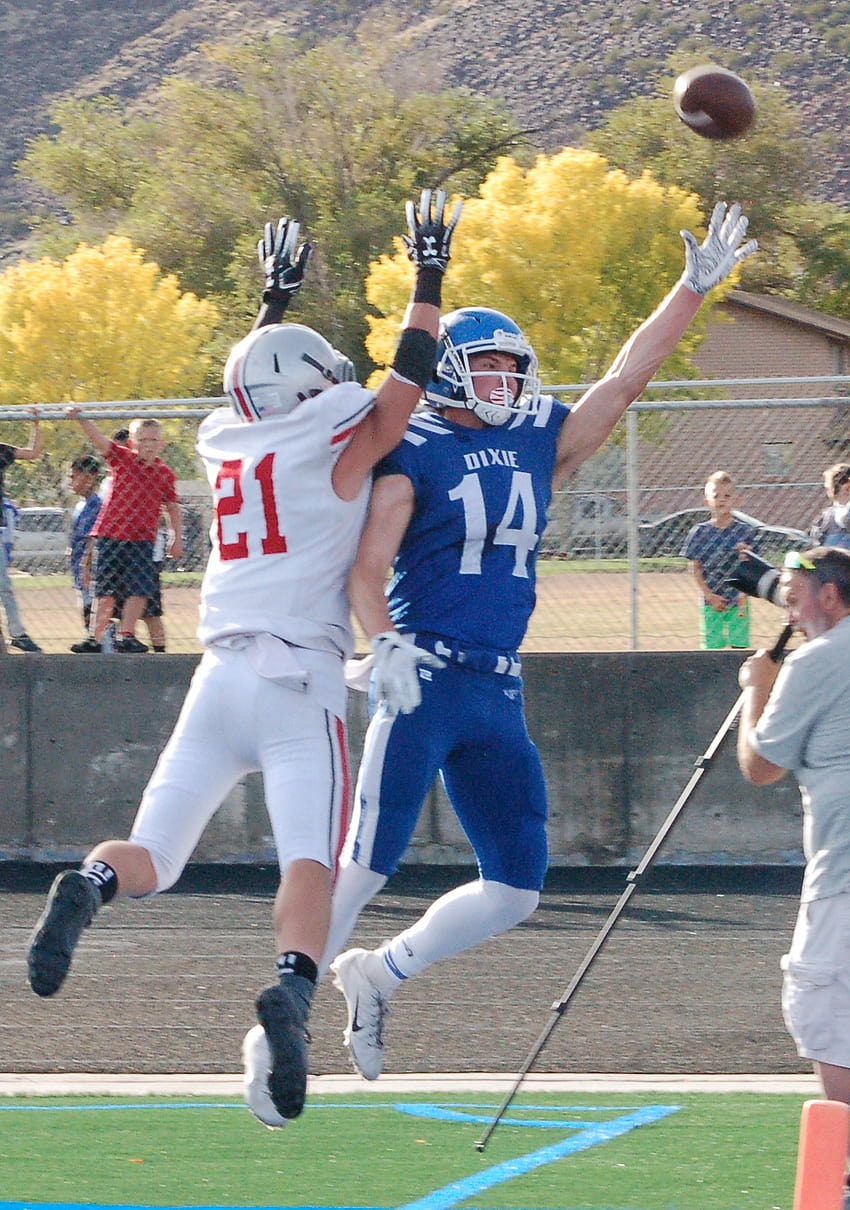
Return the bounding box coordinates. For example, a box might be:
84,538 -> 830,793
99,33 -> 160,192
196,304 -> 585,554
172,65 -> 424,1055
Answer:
2,864 -> 808,1078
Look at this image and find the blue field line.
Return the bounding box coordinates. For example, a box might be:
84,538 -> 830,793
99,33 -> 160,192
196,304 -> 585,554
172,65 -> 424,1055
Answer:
395,1105 -> 679,1210
0,1100 -> 681,1210
0,1205 -> 376,1210
0,1101 -> 648,1116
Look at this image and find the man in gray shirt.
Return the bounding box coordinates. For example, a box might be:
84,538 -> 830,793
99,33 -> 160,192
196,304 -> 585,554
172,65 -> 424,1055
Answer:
737,547 -> 850,1175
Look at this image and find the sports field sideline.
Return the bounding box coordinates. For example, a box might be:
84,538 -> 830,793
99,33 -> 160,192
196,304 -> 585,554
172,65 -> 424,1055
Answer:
0,1073 -> 823,1210
3,864 -> 823,1209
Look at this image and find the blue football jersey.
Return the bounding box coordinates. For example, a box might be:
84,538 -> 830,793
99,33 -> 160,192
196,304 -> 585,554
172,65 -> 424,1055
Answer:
376,397 -> 570,654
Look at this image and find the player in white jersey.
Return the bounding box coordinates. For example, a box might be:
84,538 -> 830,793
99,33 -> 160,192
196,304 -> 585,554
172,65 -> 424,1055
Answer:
27,189 -> 462,1127
323,201 -> 759,1082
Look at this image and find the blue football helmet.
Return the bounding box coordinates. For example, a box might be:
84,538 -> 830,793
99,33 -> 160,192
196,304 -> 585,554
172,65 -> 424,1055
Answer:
424,307 -> 541,426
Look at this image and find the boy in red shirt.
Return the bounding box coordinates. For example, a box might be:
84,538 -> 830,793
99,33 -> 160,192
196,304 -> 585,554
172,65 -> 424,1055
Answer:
67,410 -> 183,652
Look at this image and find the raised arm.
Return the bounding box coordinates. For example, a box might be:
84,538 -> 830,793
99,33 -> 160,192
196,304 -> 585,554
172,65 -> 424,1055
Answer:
252,217 -> 313,331
65,406 -> 112,457
14,409 -> 43,460
553,202 -> 758,487
333,188 -> 463,499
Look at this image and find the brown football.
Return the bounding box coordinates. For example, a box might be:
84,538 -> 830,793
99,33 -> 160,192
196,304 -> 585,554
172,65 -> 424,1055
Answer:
673,65 -> 756,140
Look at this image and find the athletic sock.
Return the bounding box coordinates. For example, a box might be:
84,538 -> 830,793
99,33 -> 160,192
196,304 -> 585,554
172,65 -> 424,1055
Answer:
318,859 -> 387,978
276,951 -> 318,986
79,859 -> 118,905
375,940 -> 413,987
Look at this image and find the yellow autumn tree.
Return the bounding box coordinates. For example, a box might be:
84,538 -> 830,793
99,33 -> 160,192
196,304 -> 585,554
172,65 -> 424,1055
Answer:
0,236 -> 219,407
365,148 -> 725,388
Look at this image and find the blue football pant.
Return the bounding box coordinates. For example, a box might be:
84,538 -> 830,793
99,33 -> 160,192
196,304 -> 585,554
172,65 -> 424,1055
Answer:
349,660 -> 549,889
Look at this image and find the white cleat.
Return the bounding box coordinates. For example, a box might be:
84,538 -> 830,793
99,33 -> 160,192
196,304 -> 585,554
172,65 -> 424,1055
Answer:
242,1024 -> 288,1130
330,947 -> 391,1081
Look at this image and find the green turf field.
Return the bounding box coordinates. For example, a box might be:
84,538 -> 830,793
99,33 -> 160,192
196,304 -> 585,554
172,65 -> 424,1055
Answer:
0,1091 -> 804,1210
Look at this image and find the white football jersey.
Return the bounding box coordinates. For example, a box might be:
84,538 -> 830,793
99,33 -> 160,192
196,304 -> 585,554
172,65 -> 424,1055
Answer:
196,383 -> 375,656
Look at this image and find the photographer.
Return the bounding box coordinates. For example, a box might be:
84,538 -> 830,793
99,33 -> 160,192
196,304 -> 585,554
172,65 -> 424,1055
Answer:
736,547 -> 850,1170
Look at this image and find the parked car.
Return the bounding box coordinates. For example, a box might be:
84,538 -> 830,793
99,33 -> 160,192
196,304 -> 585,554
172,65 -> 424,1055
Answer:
638,507 -> 808,561
568,493 -> 629,555
10,506 -> 69,573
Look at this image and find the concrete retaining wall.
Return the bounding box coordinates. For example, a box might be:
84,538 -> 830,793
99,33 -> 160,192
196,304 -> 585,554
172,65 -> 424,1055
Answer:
0,652 -> 804,868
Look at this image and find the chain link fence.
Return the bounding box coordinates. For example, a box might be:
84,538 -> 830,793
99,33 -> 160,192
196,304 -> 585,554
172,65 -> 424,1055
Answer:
2,380 -> 848,654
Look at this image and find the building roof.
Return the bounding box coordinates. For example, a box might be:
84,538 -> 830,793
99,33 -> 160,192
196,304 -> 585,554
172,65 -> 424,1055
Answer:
724,290 -> 850,342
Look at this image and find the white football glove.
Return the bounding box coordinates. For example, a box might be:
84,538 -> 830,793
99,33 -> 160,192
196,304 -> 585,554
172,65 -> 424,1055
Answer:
369,631 -> 445,715
679,201 -> 758,296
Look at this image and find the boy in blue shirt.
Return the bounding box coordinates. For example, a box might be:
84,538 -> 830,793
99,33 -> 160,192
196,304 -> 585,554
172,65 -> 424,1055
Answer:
68,454 -> 102,640
681,469 -> 758,649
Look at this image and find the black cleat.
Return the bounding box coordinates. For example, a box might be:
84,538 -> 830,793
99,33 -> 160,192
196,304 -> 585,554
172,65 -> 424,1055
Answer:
255,978 -> 313,1120
27,870 -> 100,996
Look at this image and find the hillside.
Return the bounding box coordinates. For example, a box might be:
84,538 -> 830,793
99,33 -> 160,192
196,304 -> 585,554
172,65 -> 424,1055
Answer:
1,0 -> 849,230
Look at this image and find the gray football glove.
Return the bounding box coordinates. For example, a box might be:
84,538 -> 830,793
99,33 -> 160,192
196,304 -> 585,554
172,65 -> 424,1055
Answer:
402,188 -> 464,274
258,217 -> 313,303
680,201 -> 758,296
370,631 -> 445,715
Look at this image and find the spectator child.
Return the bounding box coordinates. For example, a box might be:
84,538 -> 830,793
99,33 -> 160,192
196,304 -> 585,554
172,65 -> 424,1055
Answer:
0,410 -> 43,652
103,430 -> 168,652
810,462 -> 850,551
67,416 -> 183,653
68,454 -> 102,639
681,470 -> 759,650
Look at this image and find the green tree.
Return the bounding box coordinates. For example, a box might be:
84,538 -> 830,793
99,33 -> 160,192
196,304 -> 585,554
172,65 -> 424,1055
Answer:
585,72 -> 850,316
19,28 -> 528,376
0,237 -> 219,497
365,149 -> 717,388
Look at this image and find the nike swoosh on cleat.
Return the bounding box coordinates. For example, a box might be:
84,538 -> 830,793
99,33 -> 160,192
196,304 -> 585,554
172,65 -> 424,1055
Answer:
351,997 -> 364,1032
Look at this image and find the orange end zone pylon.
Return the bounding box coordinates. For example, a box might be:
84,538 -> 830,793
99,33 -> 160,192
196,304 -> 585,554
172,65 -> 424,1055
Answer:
793,1099 -> 850,1210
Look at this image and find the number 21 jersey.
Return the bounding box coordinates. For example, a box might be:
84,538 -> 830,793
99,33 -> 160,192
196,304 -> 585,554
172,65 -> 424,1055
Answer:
196,384 -> 375,656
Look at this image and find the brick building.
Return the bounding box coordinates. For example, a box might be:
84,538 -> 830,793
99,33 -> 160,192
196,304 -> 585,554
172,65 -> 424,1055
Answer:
634,290 -> 850,527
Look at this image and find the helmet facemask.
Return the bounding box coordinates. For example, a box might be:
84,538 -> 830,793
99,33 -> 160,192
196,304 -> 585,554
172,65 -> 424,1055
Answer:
426,310 -> 541,427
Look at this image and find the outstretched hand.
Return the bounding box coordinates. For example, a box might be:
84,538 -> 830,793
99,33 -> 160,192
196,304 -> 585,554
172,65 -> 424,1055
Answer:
258,217 -> 313,302
402,188 -> 463,275
680,201 -> 758,296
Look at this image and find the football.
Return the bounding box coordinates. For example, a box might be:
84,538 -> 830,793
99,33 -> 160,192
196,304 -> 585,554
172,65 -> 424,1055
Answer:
673,65 -> 756,140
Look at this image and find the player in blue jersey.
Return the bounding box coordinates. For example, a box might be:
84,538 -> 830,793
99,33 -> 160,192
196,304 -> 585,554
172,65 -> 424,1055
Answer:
323,201 -> 759,1080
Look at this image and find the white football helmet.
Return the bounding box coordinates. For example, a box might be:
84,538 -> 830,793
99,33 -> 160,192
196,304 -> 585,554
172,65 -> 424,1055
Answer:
223,323 -> 355,422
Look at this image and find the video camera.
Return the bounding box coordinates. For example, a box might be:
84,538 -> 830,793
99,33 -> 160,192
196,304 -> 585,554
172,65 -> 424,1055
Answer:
725,548 -> 783,607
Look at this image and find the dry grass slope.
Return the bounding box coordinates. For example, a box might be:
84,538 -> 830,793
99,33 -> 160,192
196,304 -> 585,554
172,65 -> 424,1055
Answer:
1,0 -> 849,239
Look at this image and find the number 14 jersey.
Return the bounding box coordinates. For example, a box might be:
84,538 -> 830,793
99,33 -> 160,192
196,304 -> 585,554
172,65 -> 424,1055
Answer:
378,397 -> 570,657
